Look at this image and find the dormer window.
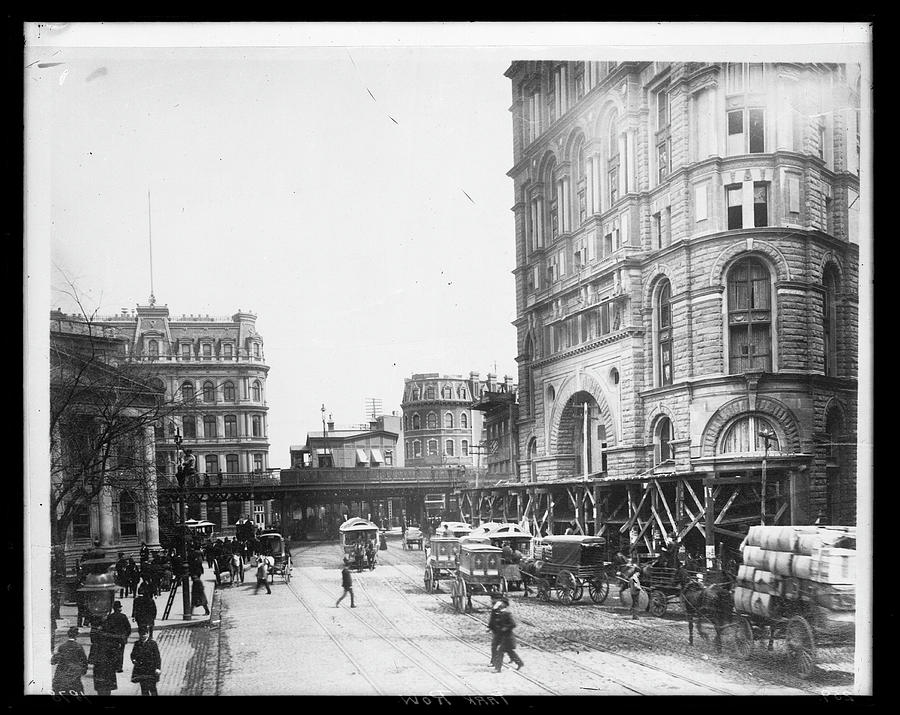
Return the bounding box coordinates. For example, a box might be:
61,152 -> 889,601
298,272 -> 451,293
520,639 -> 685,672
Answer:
202,343 -> 212,358
223,343 -> 233,359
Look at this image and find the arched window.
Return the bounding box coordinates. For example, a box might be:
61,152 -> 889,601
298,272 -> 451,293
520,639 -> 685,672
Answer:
457,387 -> 467,400
445,439 -> 455,456
824,408 -> 844,523
426,412 -> 438,429
460,412 -> 468,429
728,258 -> 772,373
575,138 -> 588,225
148,340 -> 159,359
180,381 -> 194,402
607,111 -> 620,206
655,417 -> 674,465
657,280 -> 673,385
412,413 -> 421,430
445,413 -> 454,429
223,381 -> 236,401
461,440 -> 469,457
203,415 -> 217,438
425,386 -> 435,400
182,416 -> 196,439
427,439 -> 438,456
252,415 -> 262,437
547,385 -> 556,404
403,415 -> 409,431
253,343 -> 260,358
224,415 -> 238,438
413,440 -> 422,458
405,441 -> 411,459
720,415 -> 780,455
203,381 -> 215,403
823,265 -> 840,376
205,455 -> 219,475
252,380 -> 262,402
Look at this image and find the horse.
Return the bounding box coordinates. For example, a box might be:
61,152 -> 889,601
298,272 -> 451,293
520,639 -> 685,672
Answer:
518,558 -> 544,597
215,553 -> 243,585
680,569 -> 735,652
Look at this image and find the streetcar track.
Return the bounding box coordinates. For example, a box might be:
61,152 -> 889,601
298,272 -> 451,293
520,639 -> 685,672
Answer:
375,554 -> 738,695
289,567 -> 474,696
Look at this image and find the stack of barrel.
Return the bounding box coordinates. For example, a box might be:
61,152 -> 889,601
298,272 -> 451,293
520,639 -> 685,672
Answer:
734,525 -> 856,621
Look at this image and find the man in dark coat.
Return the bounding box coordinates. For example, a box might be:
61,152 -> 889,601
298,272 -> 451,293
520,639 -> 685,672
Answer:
130,626 -> 161,696
334,561 -> 354,607
488,597 -> 523,672
105,600 -> 132,673
125,558 -> 140,598
114,552 -> 128,599
191,575 -> 210,614
51,626 -> 88,695
91,620 -> 118,696
132,588 -> 157,639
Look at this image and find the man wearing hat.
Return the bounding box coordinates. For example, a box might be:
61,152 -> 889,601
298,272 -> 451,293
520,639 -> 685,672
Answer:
130,626 -> 161,696
105,600 -> 132,672
487,596 -> 523,673
51,627 -> 88,695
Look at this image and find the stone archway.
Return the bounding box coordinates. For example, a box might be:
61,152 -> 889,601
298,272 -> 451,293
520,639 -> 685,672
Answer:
548,371 -> 616,455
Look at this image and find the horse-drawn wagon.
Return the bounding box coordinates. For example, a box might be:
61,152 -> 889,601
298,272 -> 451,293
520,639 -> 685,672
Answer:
423,536 -> 461,593
525,535 -> 610,605
257,531 -> 292,584
450,542 -> 507,612
339,517 -> 379,571
461,523 -> 533,592
214,552 -> 243,586
727,525 -> 856,678
402,526 -> 424,551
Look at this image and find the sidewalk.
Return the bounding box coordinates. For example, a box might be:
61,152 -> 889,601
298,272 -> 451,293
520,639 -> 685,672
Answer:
51,564 -> 219,695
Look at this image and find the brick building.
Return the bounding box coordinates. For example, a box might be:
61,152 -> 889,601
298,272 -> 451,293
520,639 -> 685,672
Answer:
463,61 -> 860,558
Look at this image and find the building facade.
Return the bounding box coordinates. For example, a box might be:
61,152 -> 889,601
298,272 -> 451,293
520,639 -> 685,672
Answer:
292,414 -> 401,469
88,301 -> 272,532
468,61 -> 860,556
400,373 -> 491,468
471,375 -> 519,481
50,313 -> 162,581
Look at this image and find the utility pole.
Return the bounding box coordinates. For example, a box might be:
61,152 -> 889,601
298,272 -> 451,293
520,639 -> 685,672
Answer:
758,428 -> 777,525
173,431 -> 192,621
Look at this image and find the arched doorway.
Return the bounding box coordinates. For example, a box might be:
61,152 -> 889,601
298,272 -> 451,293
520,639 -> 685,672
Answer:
557,391 -> 607,478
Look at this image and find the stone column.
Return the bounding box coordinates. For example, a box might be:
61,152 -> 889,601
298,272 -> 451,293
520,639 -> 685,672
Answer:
220,502 -> 229,530
143,425 -> 161,546
98,486 -> 115,548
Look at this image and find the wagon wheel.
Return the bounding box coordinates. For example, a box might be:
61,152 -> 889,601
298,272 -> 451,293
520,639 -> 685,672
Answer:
424,565 -> 434,594
450,579 -> 461,612
536,580 -> 551,602
786,615 -> 817,679
557,570 -> 576,606
732,615 -> 754,659
500,577 -> 508,595
460,579 -> 470,612
649,589 -> 668,617
588,577 -> 610,604
572,578 -> 585,602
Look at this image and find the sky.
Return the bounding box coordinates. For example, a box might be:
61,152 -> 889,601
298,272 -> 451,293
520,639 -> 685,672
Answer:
26,22 -> 873,469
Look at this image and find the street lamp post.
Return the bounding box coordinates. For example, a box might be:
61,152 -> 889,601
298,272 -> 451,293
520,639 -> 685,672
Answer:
758,428 -> 777,526
174,431 -> 192,621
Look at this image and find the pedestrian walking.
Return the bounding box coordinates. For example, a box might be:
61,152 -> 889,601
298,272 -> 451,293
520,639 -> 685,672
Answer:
105,600 -> 132,673
488,596 -> 523,672
334,560 -> 355,608
628,566 -> 642,620
125,557 -> 140,598
51,626 -> 88,695
91,620 -> 118,696
115,552 -> 128,599
191,575 -> 210,614
130,626 -> 161,696
254,558 -> 271,595
132,587 -> 157,639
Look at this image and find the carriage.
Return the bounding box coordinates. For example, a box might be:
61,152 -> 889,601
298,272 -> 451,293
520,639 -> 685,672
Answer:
213,552 -> 243,586
423,536 -> 461,593
527,535 -> 611,605
642,565 -> 690,617
257,531 -> 292,584
461,523 -> 533,592
450,543 -> 507,612
339,517 -> 379,571
402,526 -> 424,550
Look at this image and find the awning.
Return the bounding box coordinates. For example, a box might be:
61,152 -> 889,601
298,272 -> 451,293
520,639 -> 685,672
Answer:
356,449 -> 369,464
371,448 -> 384,464
316,448 -> 328,455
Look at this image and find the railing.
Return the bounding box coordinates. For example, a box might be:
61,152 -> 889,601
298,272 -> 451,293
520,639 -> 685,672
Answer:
279,467 -> 472,487
157,471 -> 280,489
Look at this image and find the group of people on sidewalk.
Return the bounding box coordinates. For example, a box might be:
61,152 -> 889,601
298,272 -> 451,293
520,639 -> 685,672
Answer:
52,601 -> 162,697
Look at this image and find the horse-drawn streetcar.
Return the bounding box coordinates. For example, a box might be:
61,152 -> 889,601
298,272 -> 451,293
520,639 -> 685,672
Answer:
450,543 -> 507,612
523,535 -> 610,605
423,536 -> 461,593
339,517 -> 379,571
462,523 -> 533,592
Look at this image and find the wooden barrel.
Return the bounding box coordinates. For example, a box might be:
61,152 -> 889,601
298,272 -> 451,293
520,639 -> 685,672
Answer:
810,547 -> 856,584
733,586 -> 754,614
737,564 -> 756,585
792,554 -> 813,579
750,591 -> 780,619
774,527 -> 798,552
745,525 -> 764,548
742,545 -> 767,568
770,551 -> 794,577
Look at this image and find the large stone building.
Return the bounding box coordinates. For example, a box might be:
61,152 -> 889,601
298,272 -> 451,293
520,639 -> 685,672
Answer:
400,372 -> 494,468
86,300 -> 272,532
468,61 -> 860,557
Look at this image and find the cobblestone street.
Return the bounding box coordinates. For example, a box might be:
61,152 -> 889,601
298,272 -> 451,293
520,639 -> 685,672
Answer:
203,536 -> 855,696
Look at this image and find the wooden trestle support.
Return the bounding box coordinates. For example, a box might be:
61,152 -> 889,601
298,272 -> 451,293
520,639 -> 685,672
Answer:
458,471 -> 791,568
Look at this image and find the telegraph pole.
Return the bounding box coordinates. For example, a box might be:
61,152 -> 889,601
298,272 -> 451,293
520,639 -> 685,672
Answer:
174,431 -> 192,621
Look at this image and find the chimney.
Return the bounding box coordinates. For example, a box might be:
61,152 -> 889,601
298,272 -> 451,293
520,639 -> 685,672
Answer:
327,421 -> 335,431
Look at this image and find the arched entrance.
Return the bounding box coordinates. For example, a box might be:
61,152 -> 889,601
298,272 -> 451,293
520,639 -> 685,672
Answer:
557,391 -> 607,479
